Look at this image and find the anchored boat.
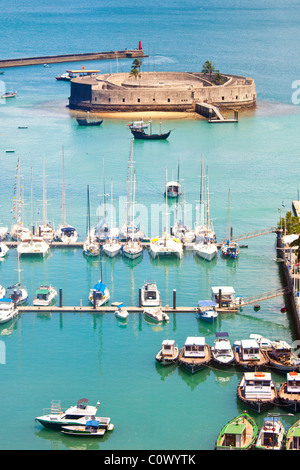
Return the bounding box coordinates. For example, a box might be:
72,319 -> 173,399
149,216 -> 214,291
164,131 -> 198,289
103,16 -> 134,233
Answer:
32,285 -> 57,306
144,306 -> 169,323
278,371 -> 300,412
61,417 -> 114,437
197,300 -> 218,323
266,340 -> 300,373
141,281 -> 161,307
0,299 -> 18,324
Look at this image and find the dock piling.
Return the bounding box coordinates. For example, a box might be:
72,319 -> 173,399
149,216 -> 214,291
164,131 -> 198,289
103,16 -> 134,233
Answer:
139,288 -> 142,308
59,289 -> 63,308
173,289 -> 177,309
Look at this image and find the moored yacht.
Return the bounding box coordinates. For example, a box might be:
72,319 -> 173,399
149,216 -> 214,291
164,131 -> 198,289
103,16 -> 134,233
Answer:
35,398 -> 101,430
197,300 -> 218,323
32,285 -> 57,306
89,280 -> 110,307
0,299 -> 18,324
17,236 -> 49,257
7,284 -> 28,305
144,306 -> 169,323
141,281 -> 160,307
211,332 -> 235,367
56,226 -> 78,243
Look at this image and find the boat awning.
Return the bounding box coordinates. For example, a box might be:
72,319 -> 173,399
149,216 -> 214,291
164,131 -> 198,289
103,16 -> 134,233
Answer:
61,227 -> 75,233
241,339 -> 259,349
185,336 -> 205,346
35,289 -> 50,295
198,300 -> 217,307
215,332 -> 229,338
225,423 -> 246,435
93,281 -> 106,294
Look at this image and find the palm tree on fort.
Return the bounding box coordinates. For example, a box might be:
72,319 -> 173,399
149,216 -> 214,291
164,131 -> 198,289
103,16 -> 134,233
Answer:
201,60 -> 218,81
130,58 -> 143,80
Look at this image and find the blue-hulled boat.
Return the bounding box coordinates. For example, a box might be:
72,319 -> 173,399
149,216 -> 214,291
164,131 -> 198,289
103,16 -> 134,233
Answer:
197,300 -> 218,323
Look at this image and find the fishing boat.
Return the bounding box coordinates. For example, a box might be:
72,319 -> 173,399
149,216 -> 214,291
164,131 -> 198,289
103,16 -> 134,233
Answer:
285,419 -> 300,450
76,118 -> 103,126
211,286 -> 241,312
255,415 -> 285,450
0,240 -> 9,258
220,189 -> 239,259
61,417 -> 114,437
55,147 -> 78,243
237,372 -> 278,413
0,299 -> 18,324
130,120 -> 171,140
144,306 -> 169,323
37,157 -> 55,242
83,185 -> 100,257
141,281 -> 161,307
233,338 -> 269,370
178,337 -> 211,374
215,412 -> 258,450
17,236 -> 49,257
32,285 -> 57,306
114,305 -> 129,321
35,398 -> 100,430
165,160 -> 181,198
278,371 -> 300,412
197,300 -> 218,323
211,332 -> 235,367
155,340 -> 179,365
266,340 -> 300,373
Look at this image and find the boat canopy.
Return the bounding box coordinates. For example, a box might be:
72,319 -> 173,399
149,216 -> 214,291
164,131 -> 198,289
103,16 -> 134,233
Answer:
0,298 -> 13,303
93,281 -> 106,294
86,420 -> 99,427
198,300 -> 217,307
35,288 -> 50,295
61,227 -> 76,233
215,332 -> 229,338
185,336 -> 205,346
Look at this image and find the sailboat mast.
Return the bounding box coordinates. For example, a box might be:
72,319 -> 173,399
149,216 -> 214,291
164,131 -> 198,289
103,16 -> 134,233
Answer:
86,185 -> 91,243
165,167 -> 168,245
110,178 -> 113,242
62,146 -> 66,225
206,166 -> 210,229
228,188 -> 231,240
42,156 -> 47,225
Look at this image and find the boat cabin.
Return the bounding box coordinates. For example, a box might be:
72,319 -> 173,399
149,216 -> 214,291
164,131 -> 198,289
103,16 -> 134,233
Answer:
286,371 -> 300,393
142,281 -> 160,305
270,340 -> 292,361
183,337 -> 206,358
211,286 -> 236,308
289,425 -> 300,450
166,181 -> 181,197
239,339 -> 261,361
222,422 -> 248,448
161,340 -> 176,357
243,372 -> 273,400
35,287 -> 51,301
61,227 -> 76,237
259,417 -> 281,448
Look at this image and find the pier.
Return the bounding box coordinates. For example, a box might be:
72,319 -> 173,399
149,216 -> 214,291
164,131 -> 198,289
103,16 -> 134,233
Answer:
195,102 -> 238,123
0,49 -> 146,68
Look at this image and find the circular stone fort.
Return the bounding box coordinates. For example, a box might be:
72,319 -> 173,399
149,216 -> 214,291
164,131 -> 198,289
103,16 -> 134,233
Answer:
69,71 -> 256,113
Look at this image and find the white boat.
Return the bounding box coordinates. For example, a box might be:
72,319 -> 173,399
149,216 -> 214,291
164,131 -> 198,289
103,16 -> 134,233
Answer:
0,226 -> 8,239
7,284 -> 28,305
0,299 -> 18,324
35,398 -> 100,430
266,340 -> 300,373
17,236 -> 49,257
172,220 -> 195,244
233,338 -> 269,370
103,178 -> 121,257
115,305 -> 129,321
249,334 -> 273,350
89,280 -> 110,307
220,189 -> 239,259
55,147 -> 78,243
194,158 -> 216,245
128,119 -> 149,130
144,306 -> 169,323
83,185 -> 100,257
10,224 -> 31,241
278,371 -> 300,412
197,300 -> 218,323
122,240 -> 143,259
211,332 -> 235,366
32,285 -> 57,306
0,241 -> 9,258
141,281 -> 160,307
255,416 -> 285,450
61,418 -> 114,437
237,371 -> 278,413
156,340 -> 179,365
37,157 -> 55,242
211,286 -> 240,311
165,160 -> 181,198
0,285 -> 5,298
194,240 -> 218,261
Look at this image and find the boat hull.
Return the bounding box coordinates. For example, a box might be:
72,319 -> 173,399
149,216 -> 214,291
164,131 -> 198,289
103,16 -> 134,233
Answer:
156,348 -> 179,365
215,412 -> 258,450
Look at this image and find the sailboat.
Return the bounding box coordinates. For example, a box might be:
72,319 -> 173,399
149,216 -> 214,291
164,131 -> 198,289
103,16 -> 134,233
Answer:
194,157 -> 216,243
37,156 -> 55,242
150,168 -> 183,259
172,187 -> 195,244
89,246 -> 110,307
83,185 -> 100,258
220,189 -> 239,259
10,157 -> 31,241
123,170 -> 143,259
103,178 -> 121,257
120,140 -> 144,241
7,244 -> 28,305
55,147 -> 78,243
194,163 -> 217,261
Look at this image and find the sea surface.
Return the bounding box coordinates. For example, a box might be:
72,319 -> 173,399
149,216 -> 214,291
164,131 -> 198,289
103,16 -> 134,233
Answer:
0,0 -> 300,450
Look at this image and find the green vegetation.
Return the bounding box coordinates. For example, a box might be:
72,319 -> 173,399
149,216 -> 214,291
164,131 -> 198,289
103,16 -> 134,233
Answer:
130,58 -> 142,79
278,211 -> 300,234
201,60 -> 219,78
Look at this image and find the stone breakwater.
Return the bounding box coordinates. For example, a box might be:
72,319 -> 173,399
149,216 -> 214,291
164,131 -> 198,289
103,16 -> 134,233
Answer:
69,71 -> 256,112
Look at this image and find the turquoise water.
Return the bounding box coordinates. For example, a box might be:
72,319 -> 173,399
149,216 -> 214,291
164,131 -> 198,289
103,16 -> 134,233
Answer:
1,0 -> 300,450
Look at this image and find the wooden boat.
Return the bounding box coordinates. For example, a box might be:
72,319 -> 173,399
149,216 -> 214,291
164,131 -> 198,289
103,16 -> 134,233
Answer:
215,412 -> 258,450
285,419 -> 300,450
155,340 -> 179,365
233,338 -> 269,370
211,332 -> 235,367
266,340 -> 300,373
178,337 -> 211,374
61,418 -> 114,437
76,118 -> 103,126
35,398 -> 100,430
130,121 -> 171,140
237,372 -> 278,413
255,416 -> 285,450
278,371 -> 300,412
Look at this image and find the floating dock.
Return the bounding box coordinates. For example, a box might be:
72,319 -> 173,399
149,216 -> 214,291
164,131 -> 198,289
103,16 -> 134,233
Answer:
0,49 -> 146,68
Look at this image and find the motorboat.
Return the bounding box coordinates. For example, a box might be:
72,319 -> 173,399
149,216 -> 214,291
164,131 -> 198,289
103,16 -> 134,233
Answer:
215,412 -> 258,450
144,306 -> 169,323
178,337 -> 211,374
221,240 -> 239,259
0,241 -> 9,258
0,299 -> 18,324
128,120 -> 149,130
55,226 -> 78,243
89,280 -> 110,307
55,72 -> 72,81
166,181 -> 181,199
211,286 -> 240,311
32,285 -> 57,306
278,371 -> 300,412
237,371 -> 278,413
141,281 -> 160,307
35,398 -> 100,430
249,334 -> 273,351
266,340 -> 300,373
233,338 -> 269,370
211,332 -> 235,367
115,305 -> 129,321
17,236 -> 49,257
197,300 -> 218,323
255,416 -> 285,450
61,417 -> 114,437
155,340 -> 179,365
